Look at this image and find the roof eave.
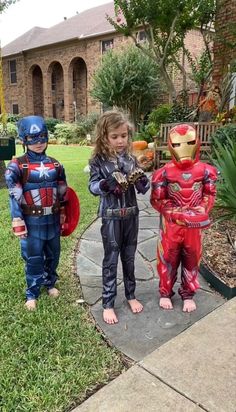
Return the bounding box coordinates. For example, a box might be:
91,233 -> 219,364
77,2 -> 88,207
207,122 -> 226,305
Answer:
80,28 -> 116,39
2,29 -> 118,57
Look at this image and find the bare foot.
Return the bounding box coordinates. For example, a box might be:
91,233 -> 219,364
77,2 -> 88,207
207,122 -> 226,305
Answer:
183,299 -> 196,313
159,297 -> 173,310
127,299 -> 143,313
25,299 -> 37,311
103,308 -> 118,324
47,287 -> 60,298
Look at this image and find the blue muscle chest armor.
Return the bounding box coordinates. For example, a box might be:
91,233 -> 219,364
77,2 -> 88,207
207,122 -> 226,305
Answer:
5,150 -> 65,240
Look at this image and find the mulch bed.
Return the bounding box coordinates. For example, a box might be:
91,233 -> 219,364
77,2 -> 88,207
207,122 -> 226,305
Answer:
203,218 -> 236,288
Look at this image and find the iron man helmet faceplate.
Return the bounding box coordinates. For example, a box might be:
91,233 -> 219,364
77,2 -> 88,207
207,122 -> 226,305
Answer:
168,124 -> 200,167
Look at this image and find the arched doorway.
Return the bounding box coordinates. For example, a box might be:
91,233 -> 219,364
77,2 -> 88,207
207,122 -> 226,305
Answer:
31,65 -> 44,116
69,57 -> 87,120
48,62 -> 64,120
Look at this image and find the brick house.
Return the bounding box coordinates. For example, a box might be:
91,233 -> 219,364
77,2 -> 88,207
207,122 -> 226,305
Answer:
213,0 -> 236,108
1,2 -> 205,122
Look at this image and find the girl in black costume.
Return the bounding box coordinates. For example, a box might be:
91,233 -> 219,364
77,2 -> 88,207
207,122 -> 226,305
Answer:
89,111 -> 150,324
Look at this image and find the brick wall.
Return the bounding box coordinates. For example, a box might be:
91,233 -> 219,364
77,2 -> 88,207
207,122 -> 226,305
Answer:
213,0 -> 236,83
2,29 -> 206,121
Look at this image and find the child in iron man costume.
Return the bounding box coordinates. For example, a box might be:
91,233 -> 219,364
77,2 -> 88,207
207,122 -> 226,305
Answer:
89,110 -> 150,324
151,124 -> 217,312
5,116 -> 67,310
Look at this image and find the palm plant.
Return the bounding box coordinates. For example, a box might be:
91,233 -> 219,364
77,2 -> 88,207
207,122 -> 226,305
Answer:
211,133 -> 236,221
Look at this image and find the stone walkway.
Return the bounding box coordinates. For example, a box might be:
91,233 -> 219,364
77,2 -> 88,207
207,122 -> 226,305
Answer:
74,298 -> 236,412
76,188 -> 225,361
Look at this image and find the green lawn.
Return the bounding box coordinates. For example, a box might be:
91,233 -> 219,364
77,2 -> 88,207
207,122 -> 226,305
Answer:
0,145 -> 125,412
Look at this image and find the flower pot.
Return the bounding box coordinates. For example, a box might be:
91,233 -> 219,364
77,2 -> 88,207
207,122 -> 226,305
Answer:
200,261 -> 236,299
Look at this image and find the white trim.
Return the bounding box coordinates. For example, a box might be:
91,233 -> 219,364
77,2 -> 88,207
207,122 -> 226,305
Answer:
229,72 -> 236,109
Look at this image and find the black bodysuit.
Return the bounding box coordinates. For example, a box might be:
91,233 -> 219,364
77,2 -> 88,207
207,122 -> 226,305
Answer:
89,152 -> 149,308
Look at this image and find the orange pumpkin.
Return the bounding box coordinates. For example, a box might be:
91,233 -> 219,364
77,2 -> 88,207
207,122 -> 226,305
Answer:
132,140 -> 148,151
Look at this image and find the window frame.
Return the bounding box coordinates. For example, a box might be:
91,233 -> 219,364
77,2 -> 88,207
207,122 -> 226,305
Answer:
101,39 -> 114,54
51,72 -> 56,92
12,103 -> 19,115
9,59 -> 17,84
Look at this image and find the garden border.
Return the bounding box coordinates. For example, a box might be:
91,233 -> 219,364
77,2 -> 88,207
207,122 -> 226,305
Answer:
200,260 -> 236,299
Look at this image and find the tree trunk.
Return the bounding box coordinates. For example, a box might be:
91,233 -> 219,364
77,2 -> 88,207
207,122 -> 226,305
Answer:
160,65 -> 177,104
0,160 -> 6,188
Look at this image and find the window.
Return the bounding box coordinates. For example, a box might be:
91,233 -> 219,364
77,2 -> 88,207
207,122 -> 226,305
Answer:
136,30 -> 147,44
9,60 -> 17,84
73,70 -> 76,90
12,104 -> 19,114
101,39 -> 114,54
229,73 -> 236,109
51,72 -> 56,91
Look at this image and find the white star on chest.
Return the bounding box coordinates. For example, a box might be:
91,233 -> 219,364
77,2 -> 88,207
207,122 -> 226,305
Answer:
35,162 -> 50,178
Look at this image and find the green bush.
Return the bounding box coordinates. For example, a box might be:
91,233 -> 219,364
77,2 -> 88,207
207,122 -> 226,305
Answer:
211,133 -> 236,221
76,112 -> 99,135
168,102 -> 194,123
0,122 -> 18,138
45,118 -> 62,133
53,122 -> 91,144
0,113 -> 20,124
133,132 -> 145,141
148,104 -> 171,129
147,101 -> 195,132
134,123 -> 154,143
211,124 -> 236,154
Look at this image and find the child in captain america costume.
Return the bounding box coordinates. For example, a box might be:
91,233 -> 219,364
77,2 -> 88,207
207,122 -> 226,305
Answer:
151,124 -> 217,312
5,116 -> 67,310
89,110 -> 150,324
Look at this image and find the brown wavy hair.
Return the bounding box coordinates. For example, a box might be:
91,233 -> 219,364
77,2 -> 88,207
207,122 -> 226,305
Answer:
91,110 -> 133,159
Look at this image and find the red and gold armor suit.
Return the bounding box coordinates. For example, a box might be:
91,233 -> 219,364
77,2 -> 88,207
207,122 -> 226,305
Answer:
151,124 -> 217,300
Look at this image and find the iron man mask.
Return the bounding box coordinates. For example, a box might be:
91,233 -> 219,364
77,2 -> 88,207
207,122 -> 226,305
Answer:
168,124 -> 199,167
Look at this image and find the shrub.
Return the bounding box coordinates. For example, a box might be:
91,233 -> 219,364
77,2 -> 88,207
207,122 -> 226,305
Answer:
211,133 -> 236,221
168,102 -> 194,123
53,122 -> 92,144
6,114 -> 21,123
148,104 -> 171,129
91,45 -> 163,126
134,123 -> 154,144
215,106 -> 236,124
45,118 -> 62,133
211,124 -> 236,154
76,113 -> 99,134
147,101 -> 195,132
0,122 -> 18,138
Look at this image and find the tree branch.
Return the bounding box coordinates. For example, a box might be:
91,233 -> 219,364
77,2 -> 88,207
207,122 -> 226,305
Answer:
160,13 -> 179,67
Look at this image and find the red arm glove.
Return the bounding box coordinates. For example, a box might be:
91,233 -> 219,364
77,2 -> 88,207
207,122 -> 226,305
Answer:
199,164 -> 218,213
151,168 -> 176,214
12,217 -> 28,238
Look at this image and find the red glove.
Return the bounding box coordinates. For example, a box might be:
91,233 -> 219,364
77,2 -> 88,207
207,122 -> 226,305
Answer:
12,218 -> 27,238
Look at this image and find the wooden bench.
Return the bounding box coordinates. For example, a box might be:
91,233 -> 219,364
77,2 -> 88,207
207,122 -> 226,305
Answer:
153,122 -> 223,169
